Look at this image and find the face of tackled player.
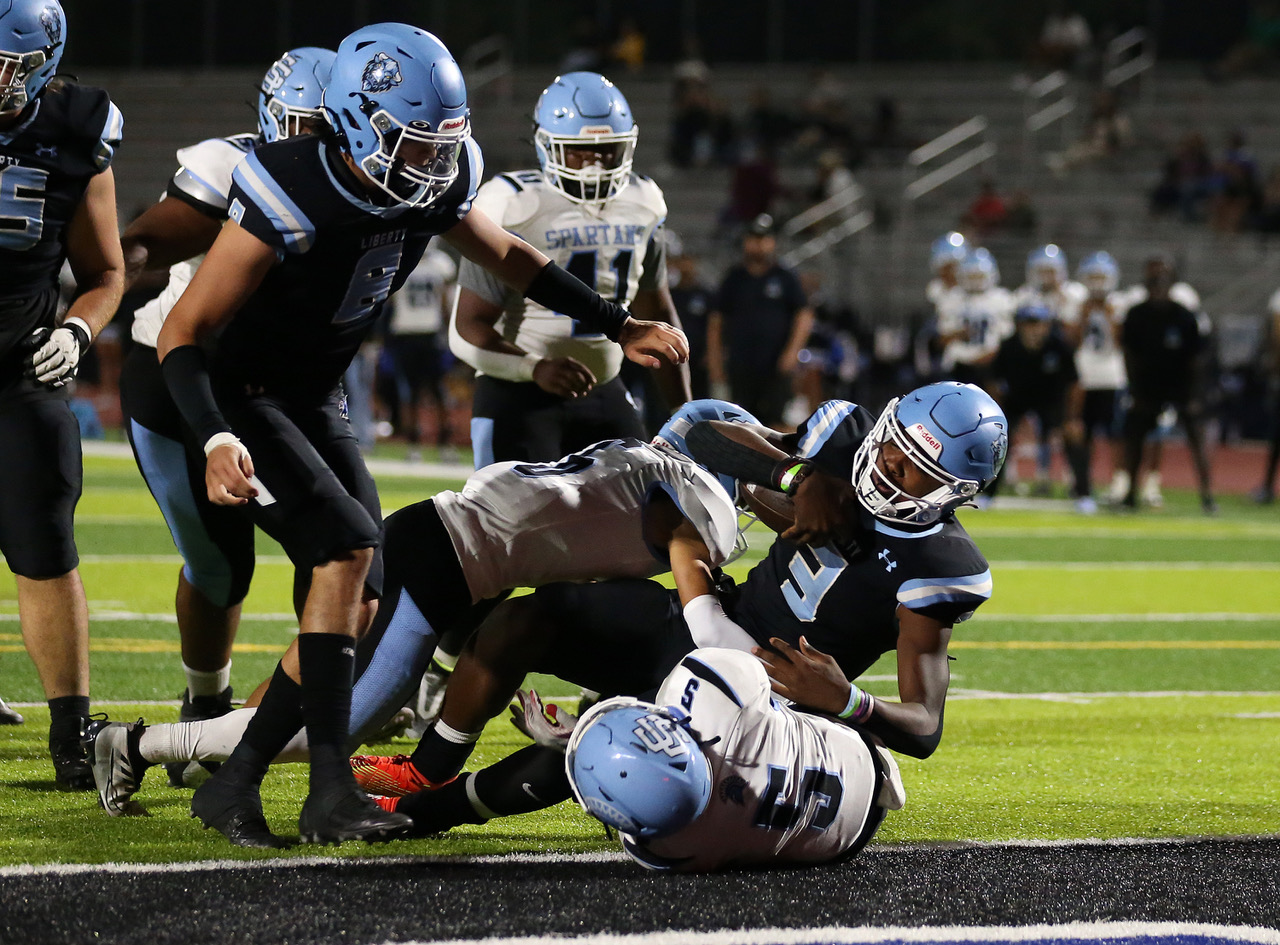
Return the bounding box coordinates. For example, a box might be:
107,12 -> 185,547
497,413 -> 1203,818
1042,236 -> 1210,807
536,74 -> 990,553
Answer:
872,440 -> 947,508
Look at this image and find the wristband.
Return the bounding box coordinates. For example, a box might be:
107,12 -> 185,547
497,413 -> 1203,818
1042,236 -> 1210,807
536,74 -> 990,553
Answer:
772,457 -> 815,496
63,316 -> 93,350
837,683 -> 875,723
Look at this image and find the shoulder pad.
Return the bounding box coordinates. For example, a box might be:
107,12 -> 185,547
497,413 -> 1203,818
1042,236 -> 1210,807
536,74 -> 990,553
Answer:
172,136 -> 257,210
621,174 -> 667,219
43,83 -> 123,173
660,648 -> 771,711
473,171 -> 542,228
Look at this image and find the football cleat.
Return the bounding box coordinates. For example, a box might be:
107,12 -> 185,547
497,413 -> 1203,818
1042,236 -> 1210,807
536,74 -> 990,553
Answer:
49,714 -> 94,791
167,686 -> 234,788
370,794 -> 400,814
190,769 -> 293,849
0,695 -> 22,725
83,716 -> 152,817
349,754 -> 453,797
298,785 -> 413,845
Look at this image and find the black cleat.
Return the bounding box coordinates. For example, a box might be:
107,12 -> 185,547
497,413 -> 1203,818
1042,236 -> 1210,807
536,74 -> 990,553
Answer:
298,785 -> 413,845
49,715 -> 94,791
190,771 -> 292,849
167,686 -> 234,788
0,696 -> 22,725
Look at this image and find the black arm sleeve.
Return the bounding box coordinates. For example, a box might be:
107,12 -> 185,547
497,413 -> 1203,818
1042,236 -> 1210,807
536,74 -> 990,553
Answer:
160,345 -> 231,445
860,704 -> 944,760
524,260 -> 629,342
686,420 -> 808,491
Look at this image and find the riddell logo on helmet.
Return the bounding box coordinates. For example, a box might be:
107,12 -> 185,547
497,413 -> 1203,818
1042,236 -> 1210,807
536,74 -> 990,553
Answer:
908,423 -> 943,459
437,117 -> 466,132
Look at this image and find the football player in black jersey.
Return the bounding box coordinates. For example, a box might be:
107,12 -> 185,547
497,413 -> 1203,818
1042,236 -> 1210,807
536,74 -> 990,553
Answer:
368,383 -> 1007,837
0,0 -> 125,790
116,46 -> 333,790
155,23 -> 687,849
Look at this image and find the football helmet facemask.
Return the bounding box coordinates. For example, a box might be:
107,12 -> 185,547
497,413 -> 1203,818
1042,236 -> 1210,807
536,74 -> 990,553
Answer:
258,46 -> 334,144
566,697 -> 712,840
325,23 -> 470,208
0,0 -> 65,114
851,382 -> 1008,525
534,71 -> 638,208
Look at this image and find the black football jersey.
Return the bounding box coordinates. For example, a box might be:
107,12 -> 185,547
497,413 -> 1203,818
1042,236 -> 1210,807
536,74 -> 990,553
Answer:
212,134 -> 482,401
0,81 -> 123,368
729,400 -> 993,679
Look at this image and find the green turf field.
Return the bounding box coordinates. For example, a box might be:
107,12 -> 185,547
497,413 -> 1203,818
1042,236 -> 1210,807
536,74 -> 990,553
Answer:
1,453 -> 1277,865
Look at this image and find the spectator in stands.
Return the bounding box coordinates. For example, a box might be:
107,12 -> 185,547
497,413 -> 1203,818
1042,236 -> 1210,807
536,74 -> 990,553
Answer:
1149,133 -> 1213,221
1046,88 -> 1133,176
723,141 -> 783,230
706,214 -> 814,428
1208,131 -> 1262,233
1119,258 -> 1216,514
739,85 -> 794,159
664,232 -> 715,400
1034,4 -> 1094,73
610,17 -> 645,73
1005,189 -> 1039,234
794,68 -> 858,163
866,96 -> 911,158
1253,289 -> 1280,503
669,77 -> 735,169
962,178 -> 1008,240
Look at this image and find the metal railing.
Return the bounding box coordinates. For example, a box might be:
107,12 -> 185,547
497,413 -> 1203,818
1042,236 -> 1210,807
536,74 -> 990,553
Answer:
781,184 -> 872,268
1021,70 -> 1076,182
1103,28 -> 1155,95
902,116 -> 996,202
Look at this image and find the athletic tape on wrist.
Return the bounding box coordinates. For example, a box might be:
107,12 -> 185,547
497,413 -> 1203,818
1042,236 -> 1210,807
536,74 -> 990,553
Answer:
203,432 -> 245,458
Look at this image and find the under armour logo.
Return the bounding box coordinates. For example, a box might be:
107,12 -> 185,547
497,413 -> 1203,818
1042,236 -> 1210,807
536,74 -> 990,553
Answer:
34,144 -> 57,158
878,549 -> 897,572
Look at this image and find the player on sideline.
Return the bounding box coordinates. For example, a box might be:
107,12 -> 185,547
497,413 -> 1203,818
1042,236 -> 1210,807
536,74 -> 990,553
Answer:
0,0 -> 125,789
154,22 -> 687,849
117,46 -> 334,789
84,401 -> 755,820
565,647 -> 906,872
365,383 -> 1004,833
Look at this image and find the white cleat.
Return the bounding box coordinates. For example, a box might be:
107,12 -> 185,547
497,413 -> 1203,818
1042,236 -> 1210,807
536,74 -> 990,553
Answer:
84,718 -> 152,817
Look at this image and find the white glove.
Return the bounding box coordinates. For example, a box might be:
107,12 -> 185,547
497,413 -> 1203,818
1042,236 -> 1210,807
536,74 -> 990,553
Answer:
508,688 -> 578,753
28,318 -> 91,388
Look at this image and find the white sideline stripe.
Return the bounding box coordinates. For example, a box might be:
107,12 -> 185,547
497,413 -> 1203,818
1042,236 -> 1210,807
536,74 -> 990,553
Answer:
0,836 -> 1270,881
982,613 -> 1280,623
77,554 -> 292,565
390,921 -> 1280,945
991,561 -> 1280,571
0,611 -> 297,623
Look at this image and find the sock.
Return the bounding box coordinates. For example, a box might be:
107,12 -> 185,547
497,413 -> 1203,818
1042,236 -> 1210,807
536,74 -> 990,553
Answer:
432,648 -> 459,673
223,662 -> 303,784
139,709 -> 255,765
395,774 -> 486,834
48,695 -> 90,734
410,719 -> 481,783
183,661 -> 231,699
470,744 -> 572,815
297,632 -> 356,792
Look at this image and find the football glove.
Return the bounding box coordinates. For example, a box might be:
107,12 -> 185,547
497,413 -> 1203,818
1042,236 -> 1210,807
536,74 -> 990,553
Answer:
508,688 -> 578,753
26,318 -> 91,388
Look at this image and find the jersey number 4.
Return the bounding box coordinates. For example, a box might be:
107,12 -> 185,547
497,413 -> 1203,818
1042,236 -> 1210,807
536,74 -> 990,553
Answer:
561,248 -> 633,336
782,544 -> 847,622
0,165 -> 48,251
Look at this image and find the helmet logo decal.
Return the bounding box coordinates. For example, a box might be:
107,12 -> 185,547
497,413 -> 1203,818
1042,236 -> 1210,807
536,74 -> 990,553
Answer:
437,116 -> 466,132
361,52 -> 402,93
632,716 -> 689,757
40,6 -> 61,45
991,433 -> 1008,473
260,53 -> 297,95
908,423 -> 943,460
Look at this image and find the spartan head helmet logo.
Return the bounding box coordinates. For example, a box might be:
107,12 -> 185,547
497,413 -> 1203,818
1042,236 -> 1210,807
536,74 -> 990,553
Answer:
361,52 -> 402,94
39,5 -> 62,45
990,430 -> 1008,476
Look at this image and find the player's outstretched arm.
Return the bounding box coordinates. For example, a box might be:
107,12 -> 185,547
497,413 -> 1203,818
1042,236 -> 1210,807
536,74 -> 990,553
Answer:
156,221 -> 277,506
120,196 -> 222,290
444,207 -> 688,367
666,515 -> 756,652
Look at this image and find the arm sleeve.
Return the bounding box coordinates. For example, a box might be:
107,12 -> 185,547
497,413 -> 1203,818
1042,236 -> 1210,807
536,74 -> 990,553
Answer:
523,261 -> 629,342
160,345 -> 231,444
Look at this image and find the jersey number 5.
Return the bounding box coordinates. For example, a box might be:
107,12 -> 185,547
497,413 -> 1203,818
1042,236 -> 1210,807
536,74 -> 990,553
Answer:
0,165 -> 48,251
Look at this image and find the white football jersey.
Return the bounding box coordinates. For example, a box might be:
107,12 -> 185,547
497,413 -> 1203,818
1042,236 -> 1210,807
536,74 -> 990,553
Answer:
432,438 -> 738,603
936,287 -> 1015,369
1072,292 -> 1128,390
619,648 -> 903,872
926,278 -> 962,313
1013,280 -> 1088,325
387,247 -> 457,335
131,134 -> 258,348
453,169 -> 667,385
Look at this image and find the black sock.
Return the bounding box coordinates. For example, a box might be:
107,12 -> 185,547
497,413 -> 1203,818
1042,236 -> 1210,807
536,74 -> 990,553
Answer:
410,722 -> 479,784
225,662 -> 303,784
396,776 -> 486,835
471,745 -> 572,816
297,632 -> 356,793
48,696 -> 90,736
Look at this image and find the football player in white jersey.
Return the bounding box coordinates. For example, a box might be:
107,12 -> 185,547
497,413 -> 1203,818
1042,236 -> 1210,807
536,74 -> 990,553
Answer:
83,401 -> 758,822
115,47 -> 333,787
449,71 -> 690,470
926,231 -> 967,311
1069,251 -> 1127,509
935,247 -> 1014,387
566,647 -> 905,871
1013,244 -> 1087,327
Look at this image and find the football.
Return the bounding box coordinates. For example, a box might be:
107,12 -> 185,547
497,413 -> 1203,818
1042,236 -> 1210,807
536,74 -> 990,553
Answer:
740,483 -> 796,534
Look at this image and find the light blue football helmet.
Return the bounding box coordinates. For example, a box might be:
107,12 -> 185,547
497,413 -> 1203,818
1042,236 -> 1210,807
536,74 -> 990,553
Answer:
1077,250 -> 1119,296
258,46 -> 334,144
930,231 -> 968,273
0,0 -> 65,113
852,382 -> 1008,525
533,71 -> 638,207
566,698 -> 712,840
960,247 -> 999,292
1026,243 -> 1068,287
1015,302 -> 1053,322
325,23 -> 469,208
652,398 -> 761,502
